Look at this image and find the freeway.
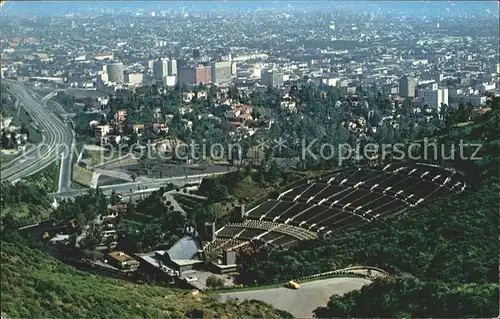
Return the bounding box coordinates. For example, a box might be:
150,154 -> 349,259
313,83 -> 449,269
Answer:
1,80 -> 74,184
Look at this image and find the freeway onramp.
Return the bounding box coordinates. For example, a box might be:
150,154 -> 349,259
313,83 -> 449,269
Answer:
220,277 -> 371,318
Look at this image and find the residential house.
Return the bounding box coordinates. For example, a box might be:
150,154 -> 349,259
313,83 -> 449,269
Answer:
196,91 -> 208,100
107,251 -> 140,271
116,109 -> 127,123
152,137 -> 185,153
0,116 -> 12,130
182,92 -> 196,103
181,119 -> 193,131
95,125 -> 111,139
132,124 -> 145,135
152,123 -> 169,135
237,113 -> 253,123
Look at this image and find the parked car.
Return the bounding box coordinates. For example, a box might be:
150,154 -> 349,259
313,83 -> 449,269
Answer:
185,276 -> 198,282
286,280 -> 300,289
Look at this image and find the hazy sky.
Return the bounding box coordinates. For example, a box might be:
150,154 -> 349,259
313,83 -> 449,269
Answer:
2,1 -> 498,14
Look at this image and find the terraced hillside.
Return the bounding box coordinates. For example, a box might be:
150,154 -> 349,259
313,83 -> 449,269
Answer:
204,162 -> 465,255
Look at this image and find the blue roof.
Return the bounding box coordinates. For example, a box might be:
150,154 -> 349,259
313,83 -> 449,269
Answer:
167,236 -> 203,260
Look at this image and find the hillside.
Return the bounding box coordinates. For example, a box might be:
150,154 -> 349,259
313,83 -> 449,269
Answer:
0,241 -> 291,319
237,108 -> 500,317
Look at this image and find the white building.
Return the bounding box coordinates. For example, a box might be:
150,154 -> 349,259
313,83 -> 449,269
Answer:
456,95 -> 487,107
418,88 -> 448,110
476,82 -> 496,93
95,125 -> 111,139
124,72 -> 143,85
163,75 -> 177,87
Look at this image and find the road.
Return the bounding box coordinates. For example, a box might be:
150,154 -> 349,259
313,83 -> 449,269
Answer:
49,171 -> 225,200
221,277 -> 371,318
1,80 -> 74,187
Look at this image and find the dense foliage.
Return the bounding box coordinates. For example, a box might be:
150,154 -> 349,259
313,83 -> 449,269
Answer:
0,241 -> 291,319
314,276 -> 499,318
0,181 -> 50,228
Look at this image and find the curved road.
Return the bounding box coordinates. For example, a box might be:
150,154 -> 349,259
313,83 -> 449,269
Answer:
1,80 -> 74,190
221,277 -> 371,318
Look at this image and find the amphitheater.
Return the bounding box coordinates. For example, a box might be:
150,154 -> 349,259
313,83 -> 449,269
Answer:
204,162 -> 466,255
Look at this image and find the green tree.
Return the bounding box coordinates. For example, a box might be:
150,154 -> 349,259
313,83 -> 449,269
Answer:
206,275 -> 225,289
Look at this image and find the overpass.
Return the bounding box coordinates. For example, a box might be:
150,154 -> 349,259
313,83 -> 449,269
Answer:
49,171 -> 225,200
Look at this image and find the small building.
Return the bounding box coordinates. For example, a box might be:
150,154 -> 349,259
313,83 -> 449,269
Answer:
107,251 -> 140,271
136,236 -> 205,278
95,125 -> 110,139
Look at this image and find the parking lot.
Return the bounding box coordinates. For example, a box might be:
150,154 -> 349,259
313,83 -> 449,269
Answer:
220,277 -> 371,318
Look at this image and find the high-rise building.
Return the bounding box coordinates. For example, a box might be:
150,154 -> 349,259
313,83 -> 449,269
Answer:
124,72 -> 143,85
211,61 -> 233,85
418,88 -> 448,110
178,65 -> 211,86
399,76 -> 416,98
194,65 -> 211,85
167,59 -> 178,76
106,62 -> 124,83
231,62 -> 237,76
153,58 -> 168,81
193,49 -> 201,59
261,70 -> 284,88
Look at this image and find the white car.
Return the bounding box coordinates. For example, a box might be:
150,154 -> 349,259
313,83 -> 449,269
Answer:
185,276 -> 198,282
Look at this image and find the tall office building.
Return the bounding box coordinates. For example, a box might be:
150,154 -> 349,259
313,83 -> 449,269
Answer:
399,76 -> 416,98
211,60 -> 233,85
167,59 -> 178,76
153,58 -> 168,81
179,65 -> 211,86
106,62 -> 124,83
418,88 -> 448,110
261,70 -> 284,88
231,62 -> 237,76
193,49 -> 201,59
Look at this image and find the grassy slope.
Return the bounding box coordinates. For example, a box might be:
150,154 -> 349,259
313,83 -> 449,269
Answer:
0,241 -> 291,319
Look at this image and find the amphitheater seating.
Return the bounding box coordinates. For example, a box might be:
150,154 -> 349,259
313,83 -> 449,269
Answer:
246,200 -> 280,218
261,201 -> 296,220
280,184 -> 310,201
257,231 -> 283,242
349,191 -> 383,209
296,183 -> 329,202
302,207 -> 349,229
216,226 -> 245,238
310,184 -> 350,204
324,188 -> 359,206
288,205 -> 330,226
238,228 -> 267,240
206,163 -> 465,255
275,202 -> 312,223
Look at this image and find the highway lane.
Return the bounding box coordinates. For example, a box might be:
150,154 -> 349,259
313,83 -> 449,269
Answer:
31,89 -> 74,193
0,80 -> 74,183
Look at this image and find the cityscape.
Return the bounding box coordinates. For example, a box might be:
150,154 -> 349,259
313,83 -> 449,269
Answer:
0,1 -> 498,318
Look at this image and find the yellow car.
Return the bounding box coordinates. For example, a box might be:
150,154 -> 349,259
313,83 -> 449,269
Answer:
286,280 -> 300,289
